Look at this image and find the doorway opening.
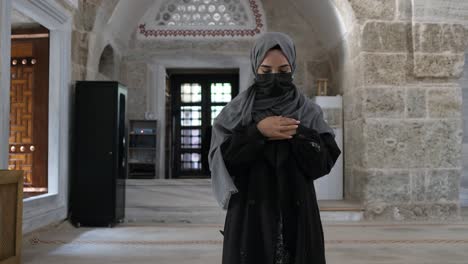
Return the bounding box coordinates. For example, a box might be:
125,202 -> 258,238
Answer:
166,70 -> 239,179
9,9 -> 50,198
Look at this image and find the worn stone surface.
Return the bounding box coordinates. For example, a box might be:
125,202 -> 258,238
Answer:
364,201 -> 461,221
362,170 -> 411,204
71,64 -> 86,81
414,53 -> 465,78
427,86 -> 462,118
413,0 -> 468,24
74,0 -> 98,32
403,121 -> 428,168
413,23 -> 467,53
71,30 -> 89,66
362,22 -> 411,52
365,118 -> 462,169
341,59 -> 363,104
426,169 -> 461,203
343,91 -> 360,120
125,62 -> 148,120
406,86 -> 427,118
362,87 -> 405,118
411,170 -> 426,202
365,120 -> 419,169
425,119 -> 463,168
343,26 -> 361,60
362,53 -> 407,85
344,120 -> 362,193
353,87 -> 364,120
348,0 -> 396,21
398,0 -> 413,20
348,167 -> 368,201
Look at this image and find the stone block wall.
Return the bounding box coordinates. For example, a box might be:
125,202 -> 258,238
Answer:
119,61 -> 149,120
460,51 -> 468,200
345,0 -> 467,221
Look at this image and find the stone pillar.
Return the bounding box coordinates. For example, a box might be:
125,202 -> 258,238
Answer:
348,0 -> 467,220
461,52 -> 468,207
0,0 -> 11,170
124,61 -> 148,120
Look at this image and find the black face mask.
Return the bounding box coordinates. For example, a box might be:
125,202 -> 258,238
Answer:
254,72 -> 294,98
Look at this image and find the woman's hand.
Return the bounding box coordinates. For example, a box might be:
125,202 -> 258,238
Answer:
256,116 -> 300,140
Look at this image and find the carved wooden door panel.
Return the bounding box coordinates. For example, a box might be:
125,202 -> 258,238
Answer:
9,36 -> 49,196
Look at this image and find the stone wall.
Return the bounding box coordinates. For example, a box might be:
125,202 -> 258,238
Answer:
344,0 -> 468,221
119,61 -> 149,120
460,52 -> 468,203
462,53 -> 468,143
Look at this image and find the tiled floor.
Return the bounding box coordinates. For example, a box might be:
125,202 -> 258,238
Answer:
21,179 -> 468,264
23,211 -> 468,264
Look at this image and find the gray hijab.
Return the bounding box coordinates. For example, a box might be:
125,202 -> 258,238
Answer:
208,32 -> 335,210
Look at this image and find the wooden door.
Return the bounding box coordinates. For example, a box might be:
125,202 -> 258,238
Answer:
9,32 -> 49,197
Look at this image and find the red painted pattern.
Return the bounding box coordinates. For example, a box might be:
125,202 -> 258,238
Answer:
138,0 -> 264,38
29,237 -> 468,246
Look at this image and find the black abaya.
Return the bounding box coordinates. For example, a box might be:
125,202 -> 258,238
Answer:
219,120 -> 341,264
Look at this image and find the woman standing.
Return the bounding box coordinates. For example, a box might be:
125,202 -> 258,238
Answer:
208,32 -> 342,264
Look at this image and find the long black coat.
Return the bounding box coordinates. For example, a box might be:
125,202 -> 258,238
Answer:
219,120 -> 341,264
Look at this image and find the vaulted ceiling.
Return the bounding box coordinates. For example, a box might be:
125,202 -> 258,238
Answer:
98,0 -> 349,51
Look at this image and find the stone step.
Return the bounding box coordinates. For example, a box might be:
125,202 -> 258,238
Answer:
124,201 -> 364,224
125,179 -> 364,224
319,199 -> 364,221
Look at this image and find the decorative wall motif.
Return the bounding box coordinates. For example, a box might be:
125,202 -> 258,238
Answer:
9,58 -> 35,186
137,0 -> 265,38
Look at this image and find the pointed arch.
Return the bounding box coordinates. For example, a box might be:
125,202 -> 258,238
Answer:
98,44 -> 115,79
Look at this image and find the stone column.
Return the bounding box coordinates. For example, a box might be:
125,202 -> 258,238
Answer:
348,0 -> 467,220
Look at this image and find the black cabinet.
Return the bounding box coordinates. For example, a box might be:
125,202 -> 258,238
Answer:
71,81 -> 128,227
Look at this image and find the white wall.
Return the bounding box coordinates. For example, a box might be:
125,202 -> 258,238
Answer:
0,0 -> 73,234
0,0 -> 12,170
